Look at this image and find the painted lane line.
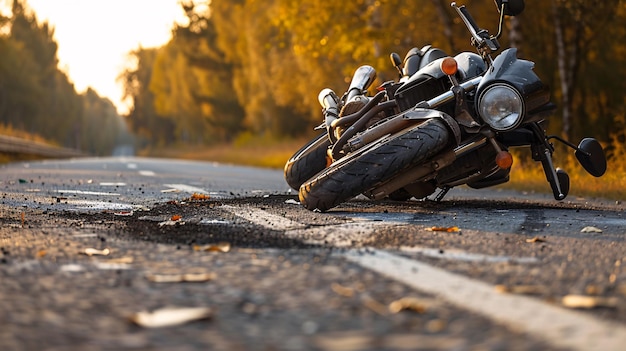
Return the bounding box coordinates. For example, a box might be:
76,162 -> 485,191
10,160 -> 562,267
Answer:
138,170 -> 156,177
224,205 -> 626,350
223,206 -> 397,246
343,249 -> 626,351
221,205 -> 305,231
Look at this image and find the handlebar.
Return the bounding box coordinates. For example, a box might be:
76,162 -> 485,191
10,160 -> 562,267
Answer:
451,2 -> 500,53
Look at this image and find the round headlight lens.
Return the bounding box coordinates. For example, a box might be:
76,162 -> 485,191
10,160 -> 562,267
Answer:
478,84 -> 524,131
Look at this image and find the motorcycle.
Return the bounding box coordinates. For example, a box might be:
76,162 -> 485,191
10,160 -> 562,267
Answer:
285,0 -> 607,212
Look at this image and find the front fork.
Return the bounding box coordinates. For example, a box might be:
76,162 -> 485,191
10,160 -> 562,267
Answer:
529,123 -> 570,200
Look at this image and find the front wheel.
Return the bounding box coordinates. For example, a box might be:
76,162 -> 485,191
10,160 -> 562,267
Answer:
284,133 -> 331,190
299,119 -> 453,212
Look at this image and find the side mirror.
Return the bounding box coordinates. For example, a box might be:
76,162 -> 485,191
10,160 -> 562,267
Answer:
494,0 -> 525,16
576,138 -> 607,177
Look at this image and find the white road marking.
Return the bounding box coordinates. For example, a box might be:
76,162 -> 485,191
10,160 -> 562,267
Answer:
222,206 -> 396,246
99,182 -> 127,186
139,170 -> 156,177
224,205 -> 626,350
221,205 -> 304,230
162,184 -> 208,194
344,249 -> 626,351
126,163 -> 138,169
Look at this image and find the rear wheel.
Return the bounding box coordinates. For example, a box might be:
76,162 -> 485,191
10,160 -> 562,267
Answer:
284,133 -> 331,190
299,119 -> 452,211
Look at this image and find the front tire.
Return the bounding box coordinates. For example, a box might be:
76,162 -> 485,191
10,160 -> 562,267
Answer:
299,119 -> 453,211
284,133 -> 331,190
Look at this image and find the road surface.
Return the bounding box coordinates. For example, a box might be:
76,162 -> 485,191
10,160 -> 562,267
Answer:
1,157 -> 624,350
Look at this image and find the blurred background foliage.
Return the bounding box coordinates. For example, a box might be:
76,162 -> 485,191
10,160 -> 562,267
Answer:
1,0 -> 625,159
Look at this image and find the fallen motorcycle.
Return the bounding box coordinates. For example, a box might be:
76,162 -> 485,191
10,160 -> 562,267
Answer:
285,0 -> 607,212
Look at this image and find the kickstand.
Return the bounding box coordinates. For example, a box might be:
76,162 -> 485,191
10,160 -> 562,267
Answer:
434,187 -> 451,202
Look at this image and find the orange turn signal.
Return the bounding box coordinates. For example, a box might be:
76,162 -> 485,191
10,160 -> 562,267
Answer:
495,151 -> 513,169
441,57 -> 458,76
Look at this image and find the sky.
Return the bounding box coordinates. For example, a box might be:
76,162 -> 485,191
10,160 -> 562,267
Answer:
26,0 -> 188,115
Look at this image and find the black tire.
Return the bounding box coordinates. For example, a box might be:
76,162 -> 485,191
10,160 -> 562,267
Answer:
284,133 -> 331,190
299,119 -> 452,212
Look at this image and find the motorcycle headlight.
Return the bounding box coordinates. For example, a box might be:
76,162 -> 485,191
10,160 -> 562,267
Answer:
477,84 -> 524,131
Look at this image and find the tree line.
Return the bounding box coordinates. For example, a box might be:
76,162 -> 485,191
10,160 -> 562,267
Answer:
122,0 -> 625,152
3,0 -> 625,157
0,0 -> 131,156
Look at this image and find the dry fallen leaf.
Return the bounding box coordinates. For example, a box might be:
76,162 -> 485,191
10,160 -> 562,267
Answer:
171,214 -> 182,221
193,242 -> 231,253
331,283 -> 355,297
80,248 -> 111,256
495,285 -> 546,295
580,226 -> 603,233
561,294 -> 619,309
388,297 -> 428,314
146,272 -> 216,283
129,307 -> 212,328
104,257 -> 134,264
35,249 -> 47,258
426,226 -> 460,233
525,237 -> 546,243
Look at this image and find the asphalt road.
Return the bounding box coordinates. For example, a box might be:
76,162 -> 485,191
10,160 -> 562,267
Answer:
1,157 -> 625,351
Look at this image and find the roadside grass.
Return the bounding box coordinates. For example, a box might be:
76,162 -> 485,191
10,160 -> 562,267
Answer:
506,151 -> 624,201
0,124 -> 59,164
144,134 -> 624,202
139,134 -> 313,170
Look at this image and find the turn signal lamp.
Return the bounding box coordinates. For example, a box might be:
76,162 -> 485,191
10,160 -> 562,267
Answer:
495,150 -> 514,169
441,57 -> 458,76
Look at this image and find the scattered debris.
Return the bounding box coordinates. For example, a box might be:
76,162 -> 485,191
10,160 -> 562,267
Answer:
35,249 -> 47,258
193,242 -> 231,253
129,307 -> 213,328
146,272 -> 216,283
80,248 -> 111,256
170,215 -> 182,221
104,257 -> 134,264
388,297 -> 427,314
158,219 -> 185,227
114,211 -> 134,216
60,264 -> 84,272
160,188 -> 180,193
561,294 -> 619,309
580,226 -> 603,233
189,193 -> 211,201
495,285 -> 545,295
426,226 -> 460,233
198,219 -> 230,225
525,237 -> 546,243
284,199 -> 300,205
331,283 -> 354,297
94,262 -> 132,270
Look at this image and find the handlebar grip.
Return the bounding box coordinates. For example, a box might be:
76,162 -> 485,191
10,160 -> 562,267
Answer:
459,5 -> 480,32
